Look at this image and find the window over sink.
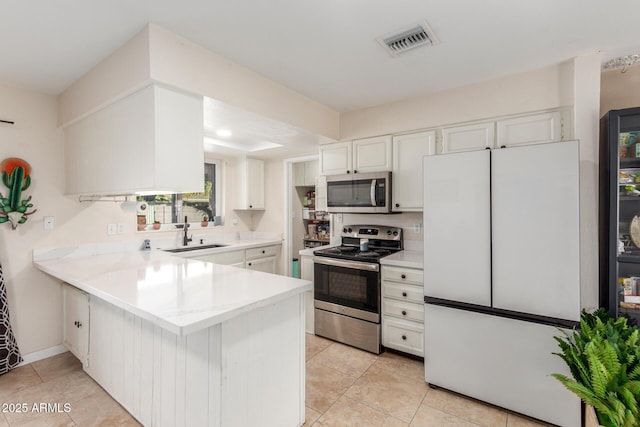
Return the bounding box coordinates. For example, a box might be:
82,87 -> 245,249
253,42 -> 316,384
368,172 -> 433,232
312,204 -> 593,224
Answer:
136,161 -> 223,230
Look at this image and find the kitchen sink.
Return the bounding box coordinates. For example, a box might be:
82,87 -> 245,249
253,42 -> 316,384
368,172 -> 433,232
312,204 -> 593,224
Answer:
163,244 -> 228,253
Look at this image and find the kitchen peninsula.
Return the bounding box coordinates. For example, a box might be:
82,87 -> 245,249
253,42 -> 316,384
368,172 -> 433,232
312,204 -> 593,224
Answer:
33,241 -> 311,427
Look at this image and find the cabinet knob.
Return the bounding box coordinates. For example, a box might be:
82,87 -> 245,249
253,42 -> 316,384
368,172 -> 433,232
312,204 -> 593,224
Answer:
74,321 -> 78,327
395,203 -> 400,208
500,145 -> 506,149
346,170 -> 350,174
262,250 -> 265,254
402,291 -> 407,297
402,310 -> 407,316
401,335 -> 407,340
401,274 -> 406,279
353,170 -> 358,174
485,147 -> 491,150
248,262 -> 252,266
249,205 -> 253,208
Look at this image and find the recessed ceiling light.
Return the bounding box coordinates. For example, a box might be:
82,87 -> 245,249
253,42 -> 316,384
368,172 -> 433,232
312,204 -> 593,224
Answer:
216,129 -> 232,137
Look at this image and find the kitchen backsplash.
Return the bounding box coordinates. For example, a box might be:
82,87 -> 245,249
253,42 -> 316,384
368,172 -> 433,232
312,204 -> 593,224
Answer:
332,212 -> 423,241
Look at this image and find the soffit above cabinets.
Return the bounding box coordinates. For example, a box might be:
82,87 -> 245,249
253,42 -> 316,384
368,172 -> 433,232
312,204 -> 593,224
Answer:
202,97 -> 334,159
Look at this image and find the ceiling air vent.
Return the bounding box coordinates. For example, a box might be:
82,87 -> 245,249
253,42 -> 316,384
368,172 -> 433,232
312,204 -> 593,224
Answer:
377,21 -> 439,57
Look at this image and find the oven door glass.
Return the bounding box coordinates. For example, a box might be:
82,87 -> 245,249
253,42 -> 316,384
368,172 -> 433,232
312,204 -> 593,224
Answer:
314,259 -> 380,313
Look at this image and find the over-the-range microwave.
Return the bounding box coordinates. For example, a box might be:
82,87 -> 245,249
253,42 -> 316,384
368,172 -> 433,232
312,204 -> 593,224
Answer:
326,171 -> 392,214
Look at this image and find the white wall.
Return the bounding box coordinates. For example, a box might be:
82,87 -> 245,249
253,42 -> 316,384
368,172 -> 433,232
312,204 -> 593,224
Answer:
601,65 -> 640,114
340,62 -> 574,140
0,83 -> 254,356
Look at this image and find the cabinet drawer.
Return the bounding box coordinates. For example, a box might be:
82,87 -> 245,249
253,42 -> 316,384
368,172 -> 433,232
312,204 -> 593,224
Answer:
382,266 -> 423,285
246,245 -> 280,260
382,318 -> 424,357
383,281 -> 423,304
383,299 -> 423,323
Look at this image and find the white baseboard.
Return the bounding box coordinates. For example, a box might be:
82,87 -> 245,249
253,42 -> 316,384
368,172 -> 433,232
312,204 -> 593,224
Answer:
19,344 -> 68,366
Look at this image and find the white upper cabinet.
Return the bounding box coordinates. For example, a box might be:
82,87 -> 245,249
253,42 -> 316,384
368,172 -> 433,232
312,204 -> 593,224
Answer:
440,121 -> 495,154
320,136 -> 391,175
496,110 -> 564,147
319,141 -> 352,175
293,160 -> 319,186
236,157 -> 264,210
352,136 -> 392,173
64,84 -> 204,195
392,131 -> 436,212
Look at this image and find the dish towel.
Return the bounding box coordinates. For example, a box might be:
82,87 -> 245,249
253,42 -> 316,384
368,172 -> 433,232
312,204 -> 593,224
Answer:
0,262 -> 22,374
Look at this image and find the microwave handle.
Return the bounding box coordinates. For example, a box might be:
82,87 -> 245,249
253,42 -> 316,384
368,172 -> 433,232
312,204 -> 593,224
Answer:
371,179 -> 377,206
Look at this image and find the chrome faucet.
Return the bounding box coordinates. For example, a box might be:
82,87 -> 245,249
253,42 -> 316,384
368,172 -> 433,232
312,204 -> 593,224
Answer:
183,216 -> 192,246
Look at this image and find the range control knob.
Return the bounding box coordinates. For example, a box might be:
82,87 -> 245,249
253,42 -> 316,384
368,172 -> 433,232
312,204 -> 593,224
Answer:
387,230 -> 392,235
343,227 -> 348,233
348,227 -> 353,233
393,231 -> 399,236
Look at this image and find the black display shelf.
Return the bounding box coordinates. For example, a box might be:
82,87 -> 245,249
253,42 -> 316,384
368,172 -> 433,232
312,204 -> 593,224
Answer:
600,107 -> 640,319
620,158 -> 640,168
618,255 -> 640,264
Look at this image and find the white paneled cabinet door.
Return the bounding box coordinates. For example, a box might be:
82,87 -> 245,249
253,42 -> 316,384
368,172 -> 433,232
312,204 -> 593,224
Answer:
392,131 -> 436,211
63,284 -> 89,367
491,141 -> 580,321
423,150 -> 492,306
440,121 -> 495,153
304,159 -> 319,185
496,111 -> 563,148
237,157 -> 265,209
246,256 -> 277,274
247,158 -> 265,209
320,141 -> 352,175
352,135 -> 392,173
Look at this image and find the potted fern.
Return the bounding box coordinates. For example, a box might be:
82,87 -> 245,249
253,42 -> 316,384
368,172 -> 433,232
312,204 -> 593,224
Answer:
552,309 -> 640,427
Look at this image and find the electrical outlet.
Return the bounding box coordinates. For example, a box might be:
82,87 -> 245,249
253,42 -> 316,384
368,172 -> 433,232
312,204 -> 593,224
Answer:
336,213 -> 343,223
43,216 -> 54,230
413,223 -> 422,233
107,223 -> 117,235
117,223 -> 125,234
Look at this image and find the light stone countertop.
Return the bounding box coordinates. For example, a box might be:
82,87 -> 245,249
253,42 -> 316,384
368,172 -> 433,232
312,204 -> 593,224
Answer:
33,237 -> 311,336
380,250 -> 424,269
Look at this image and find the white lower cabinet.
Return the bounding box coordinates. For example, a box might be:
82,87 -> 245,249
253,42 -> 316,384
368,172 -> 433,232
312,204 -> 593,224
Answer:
383,318 -> 424,356
63,283 -> 89,367
190,250 -> 242,265
245,256 -> 276,273
187,245 -> 282,274
381,265 -> 424,357
87,291 -> 305,427
245,245 -> 280,274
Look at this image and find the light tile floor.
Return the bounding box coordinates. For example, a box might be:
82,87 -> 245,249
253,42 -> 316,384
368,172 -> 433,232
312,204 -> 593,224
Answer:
0,335 -> 555,426
304,334 -> 554,427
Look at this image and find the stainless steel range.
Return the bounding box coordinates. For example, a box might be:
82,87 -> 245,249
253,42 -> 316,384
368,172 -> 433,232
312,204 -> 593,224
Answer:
313,225 -> 403,354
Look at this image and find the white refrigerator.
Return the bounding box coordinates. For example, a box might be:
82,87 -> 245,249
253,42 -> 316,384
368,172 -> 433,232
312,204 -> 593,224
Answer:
423,140 -> 581,427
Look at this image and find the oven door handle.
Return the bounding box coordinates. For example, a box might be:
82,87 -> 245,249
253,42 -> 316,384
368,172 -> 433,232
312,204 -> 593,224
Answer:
370,179 -> 377,207
314,257 -> 379,272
